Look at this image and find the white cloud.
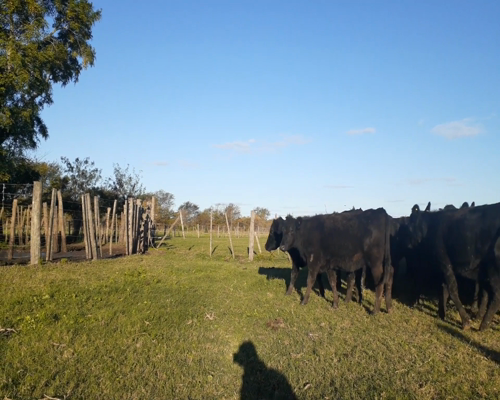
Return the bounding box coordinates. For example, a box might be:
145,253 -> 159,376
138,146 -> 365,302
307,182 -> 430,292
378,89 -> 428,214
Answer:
213,135 -> 310,154
213,139 -> 256,153
431,119 -> 481,139
152,161 -> 169,166
346,127 -> 376,135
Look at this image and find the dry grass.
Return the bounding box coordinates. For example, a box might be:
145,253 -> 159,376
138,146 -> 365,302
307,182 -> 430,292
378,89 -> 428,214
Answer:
1,235 -> 499,399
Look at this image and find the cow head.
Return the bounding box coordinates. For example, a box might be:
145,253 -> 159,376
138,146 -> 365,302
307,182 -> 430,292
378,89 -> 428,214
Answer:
265,217 -> 284,251
396,204 -> 429,250
279,215 -> 301,252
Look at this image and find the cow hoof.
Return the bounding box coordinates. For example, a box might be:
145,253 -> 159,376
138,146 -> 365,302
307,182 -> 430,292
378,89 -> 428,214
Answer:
300,300 -> 308,306
462,320 -> 471,331
332,303 -> 338,310
387,308 -> 393,314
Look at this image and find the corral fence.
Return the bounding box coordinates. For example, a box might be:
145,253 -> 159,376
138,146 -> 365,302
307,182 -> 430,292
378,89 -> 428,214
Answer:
0,181 -> 156,264
0,182 -> 277,265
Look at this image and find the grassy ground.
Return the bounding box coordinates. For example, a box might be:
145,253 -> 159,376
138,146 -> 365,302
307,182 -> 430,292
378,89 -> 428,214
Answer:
1,234 -> 499,400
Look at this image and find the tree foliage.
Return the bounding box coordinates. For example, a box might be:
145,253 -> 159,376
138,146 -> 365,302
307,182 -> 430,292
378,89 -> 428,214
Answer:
224,203 -> 241,226
254,207 -> 270,221
105,163 -> 145,199
150,189 -> 175,224
178,201 -> 200,225
0,0 -> 101,151
60,156 -> 102,200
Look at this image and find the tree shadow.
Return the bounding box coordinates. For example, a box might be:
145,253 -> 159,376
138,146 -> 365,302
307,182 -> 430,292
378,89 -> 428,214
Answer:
437,324 -> 500,364
233,341 -> 298,400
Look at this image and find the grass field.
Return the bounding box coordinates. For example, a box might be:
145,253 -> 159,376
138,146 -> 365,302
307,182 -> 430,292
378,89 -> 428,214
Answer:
1,235 -> 499,399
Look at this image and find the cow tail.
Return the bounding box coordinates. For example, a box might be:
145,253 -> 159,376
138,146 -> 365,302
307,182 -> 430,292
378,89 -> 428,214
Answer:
383,213 -> 392,284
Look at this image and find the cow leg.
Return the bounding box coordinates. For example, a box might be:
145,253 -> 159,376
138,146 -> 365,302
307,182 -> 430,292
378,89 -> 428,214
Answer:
326,269 -> 339,309
301,268 -> 319,305
471,281 -> 480,315
441,268 -> 470,329
316,274 -> 325,298
371,265 -> 384,314
286,264 -> 299,295
438,283 -> 449,320
476,289 -> 488,322
355,267 -> 364,304
479,292 -> 500,331
345,272 -> 355,304
385,265 -> 394,313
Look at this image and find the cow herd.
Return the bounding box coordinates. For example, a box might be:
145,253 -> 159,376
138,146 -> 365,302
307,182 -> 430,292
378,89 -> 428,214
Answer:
264,202 -> 500,331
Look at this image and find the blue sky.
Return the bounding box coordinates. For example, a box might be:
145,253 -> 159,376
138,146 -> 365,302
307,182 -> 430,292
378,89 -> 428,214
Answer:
37,0 -> 499,217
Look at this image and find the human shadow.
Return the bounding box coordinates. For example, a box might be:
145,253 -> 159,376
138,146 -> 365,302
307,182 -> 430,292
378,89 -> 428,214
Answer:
233,341 -> 298,400
437,324 -> 500,364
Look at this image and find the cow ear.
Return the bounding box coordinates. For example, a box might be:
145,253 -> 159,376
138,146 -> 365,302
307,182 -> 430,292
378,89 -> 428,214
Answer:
424,202 -> 431,212
411,204 -> 420,214
296,217 -> 303,229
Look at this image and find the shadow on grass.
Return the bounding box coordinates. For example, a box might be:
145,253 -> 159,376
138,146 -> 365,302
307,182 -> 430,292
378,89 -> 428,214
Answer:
258,267 -> 359,304
437,324 -> 500,365
233,341 -> 298,400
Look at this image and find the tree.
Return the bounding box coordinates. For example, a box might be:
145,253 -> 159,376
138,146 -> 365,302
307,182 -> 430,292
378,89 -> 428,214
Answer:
105,163 -> 145,199
151,189 -> 175,224
254,207 -> 270,221
178,201 -> 200,225
224,203 -> 241,227
60,156 -> 102,200
0,1 -> 101,152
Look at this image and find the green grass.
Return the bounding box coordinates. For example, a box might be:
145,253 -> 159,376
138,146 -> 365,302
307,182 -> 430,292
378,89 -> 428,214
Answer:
1,235 -> 499,399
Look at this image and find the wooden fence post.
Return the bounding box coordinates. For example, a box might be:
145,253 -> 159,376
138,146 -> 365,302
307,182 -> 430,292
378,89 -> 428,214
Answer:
197,223 -> 200,238
105,207 -> 111,246
225,212 -> 235,259
210,210 -> 213,257
52,205 -> 58,258
86,194 -> 98,260
127,198 -> 133,255
18,206 -> 24,246
179,209 -> 185,239
109,200 -> 117,256
254,232 -> 262,254
0,206 -> 4,242
155,215 -> 180,249
249,210 -> 255,261
46,189 -> 56,261
7,199 -> 18,261
82,195 -> 90,259
57,190 -> 67,253
30,182 -> 42,265
93,196 -> 102,257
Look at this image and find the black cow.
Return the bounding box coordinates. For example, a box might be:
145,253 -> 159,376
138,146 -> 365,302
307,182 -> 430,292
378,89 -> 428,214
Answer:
397,202 -> 500,330
265,217 -> 326,298
279,208 -> 392,314
400,202 -> 482,313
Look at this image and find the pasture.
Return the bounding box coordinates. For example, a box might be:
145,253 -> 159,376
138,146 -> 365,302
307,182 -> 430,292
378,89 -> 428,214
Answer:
1,235 -> 499,399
